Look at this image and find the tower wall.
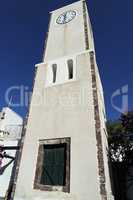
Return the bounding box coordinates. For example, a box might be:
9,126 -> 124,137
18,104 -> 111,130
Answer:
13,1 -> 113,200
44,1 -> 94,62
14,52 -> 101,200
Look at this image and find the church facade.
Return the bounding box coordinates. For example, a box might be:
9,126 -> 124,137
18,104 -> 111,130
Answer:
13,1 -> 114,200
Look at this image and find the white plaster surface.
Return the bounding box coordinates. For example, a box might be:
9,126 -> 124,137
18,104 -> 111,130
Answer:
44,1 -> 94,63
14,52 -> 101,200
0,107 -> 23,198
14,1 -> 113,200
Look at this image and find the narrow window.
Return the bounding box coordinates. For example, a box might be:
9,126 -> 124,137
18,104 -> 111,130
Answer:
67,59 -> 73,79
34,138 -> 70,192
52,64 -> 57,83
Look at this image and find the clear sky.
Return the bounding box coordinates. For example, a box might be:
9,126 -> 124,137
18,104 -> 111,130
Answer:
0,0 -> 131,120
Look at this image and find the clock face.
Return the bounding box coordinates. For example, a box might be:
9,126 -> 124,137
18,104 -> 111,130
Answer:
56,10 -> 76,24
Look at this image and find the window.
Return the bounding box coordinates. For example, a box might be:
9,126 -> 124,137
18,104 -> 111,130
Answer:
45,58 -> 76,87
67,59 -> 73,79
40,143 -> 66,186
52,64 -> 57,83
34,138 -> 70,192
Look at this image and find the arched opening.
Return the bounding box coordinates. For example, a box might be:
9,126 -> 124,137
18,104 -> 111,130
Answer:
52,64 -> 57,83
67,59 -> 73,80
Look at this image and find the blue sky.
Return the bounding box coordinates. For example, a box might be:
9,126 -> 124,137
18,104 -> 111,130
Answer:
0,0 -> 131,120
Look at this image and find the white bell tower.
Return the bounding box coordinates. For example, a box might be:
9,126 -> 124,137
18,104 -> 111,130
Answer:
13,1 -> 114,200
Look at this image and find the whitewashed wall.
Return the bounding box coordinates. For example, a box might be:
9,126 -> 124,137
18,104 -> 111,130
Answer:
14,1 -> 113,200
0,107 -> 23,198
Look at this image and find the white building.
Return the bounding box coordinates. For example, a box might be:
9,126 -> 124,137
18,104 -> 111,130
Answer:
0,107 -> 23,199
13,1 -> 114,200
